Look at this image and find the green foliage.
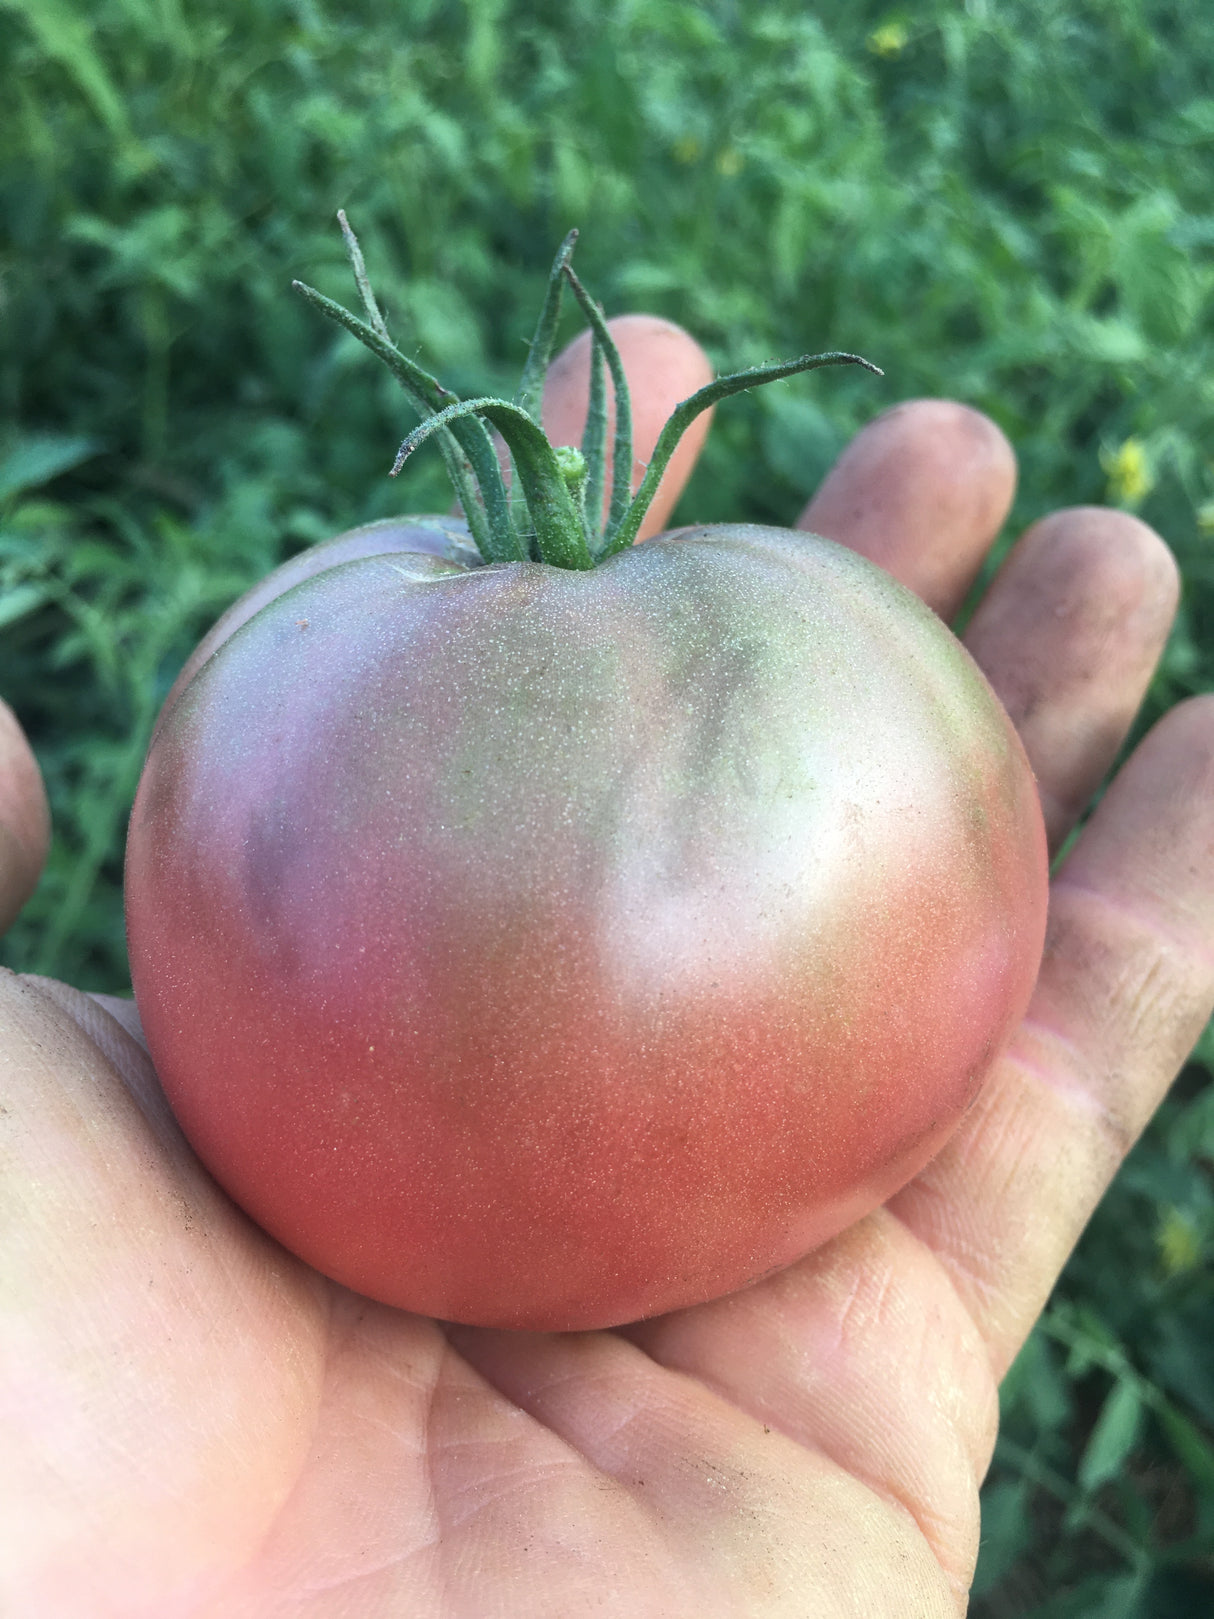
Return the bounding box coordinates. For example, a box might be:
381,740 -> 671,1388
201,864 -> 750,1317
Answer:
976,1059 -> 1214,1613
1,1 -> 1212,1606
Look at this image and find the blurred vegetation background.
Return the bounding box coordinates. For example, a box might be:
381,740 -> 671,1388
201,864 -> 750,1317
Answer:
2,0 -> 1212,1610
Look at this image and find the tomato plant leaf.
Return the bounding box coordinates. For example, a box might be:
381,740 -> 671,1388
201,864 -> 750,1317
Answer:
1155,1401 -> 1214,1492
1078,1377 -> 1143,1493
0,433 -> 101,503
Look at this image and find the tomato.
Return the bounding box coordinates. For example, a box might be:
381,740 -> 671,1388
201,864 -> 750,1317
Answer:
125,516 -> 1048,1330
125,222 -> 1049,1328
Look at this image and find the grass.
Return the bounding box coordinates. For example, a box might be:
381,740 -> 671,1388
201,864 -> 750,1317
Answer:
1,1 -> 1212,1609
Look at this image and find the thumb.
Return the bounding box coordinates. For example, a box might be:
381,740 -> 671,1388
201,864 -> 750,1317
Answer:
0,699 -> 50,935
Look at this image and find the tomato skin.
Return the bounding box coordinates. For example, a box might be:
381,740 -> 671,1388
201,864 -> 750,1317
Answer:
125,522 -> 1048,1330
154,517 -> 480,736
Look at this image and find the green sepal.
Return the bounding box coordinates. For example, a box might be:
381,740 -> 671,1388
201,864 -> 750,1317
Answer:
514,229 -> 579,426
601,351 -> 884,558
291,279 -> 519,564
561,266 -> 634,551
337,209 -> 390,343
299,219 -> 884,574
581,333 -> 609,541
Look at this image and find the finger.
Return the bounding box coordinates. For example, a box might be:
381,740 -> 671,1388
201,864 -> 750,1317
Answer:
799,400 -> 1017,619
0,699 -> 50,935
964,508 -> 1179,854
542,314 -> 715,540
889,697 -> 1214,1375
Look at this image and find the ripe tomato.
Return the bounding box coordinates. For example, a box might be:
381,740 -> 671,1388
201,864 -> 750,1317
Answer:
125,517 -> 1048,1330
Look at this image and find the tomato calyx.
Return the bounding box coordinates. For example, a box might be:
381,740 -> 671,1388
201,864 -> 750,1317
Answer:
293,217 -> 883,572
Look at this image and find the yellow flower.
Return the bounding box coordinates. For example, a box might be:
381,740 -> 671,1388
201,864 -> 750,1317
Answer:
1101,438 -> 1154,507
673,135 -> 701,165
1157,1207 -> 1202,1276
715,148 -> 743,177
868,22 -> 909,57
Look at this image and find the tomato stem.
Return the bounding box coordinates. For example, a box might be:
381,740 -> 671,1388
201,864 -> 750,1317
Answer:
297,217 -> 883,573
394,398 -> 594,571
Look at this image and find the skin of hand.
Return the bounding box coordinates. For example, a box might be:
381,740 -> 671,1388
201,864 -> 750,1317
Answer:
2,319 -> 1213,1619
0,698 -> 50,936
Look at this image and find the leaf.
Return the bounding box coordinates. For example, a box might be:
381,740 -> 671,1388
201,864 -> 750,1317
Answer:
1078,1378 -> 1143,1493
1149,1301 -> 1214,1428
0,0 -> 134,143
392,396 -> 591,570
515,230 -> 578,425
1001,1322 -> 1073,1433
1065,312 -> 1149,366
0,435 -> 100,503
1051,1300 -> 1124,1378
1047,1567 -> 1151,1619
603,349 -> 881,557
972,1477 -> 1033,1596
1155,1401 -> 1214,1492
0,583 -> 51,630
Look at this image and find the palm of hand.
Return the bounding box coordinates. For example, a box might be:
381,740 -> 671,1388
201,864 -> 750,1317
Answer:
5,973 -> 979,1616
4,321 -> 1213,1618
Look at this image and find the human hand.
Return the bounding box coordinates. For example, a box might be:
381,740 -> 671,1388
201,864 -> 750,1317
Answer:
0,697 -> 49,936
3,319 -> 1212,1617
